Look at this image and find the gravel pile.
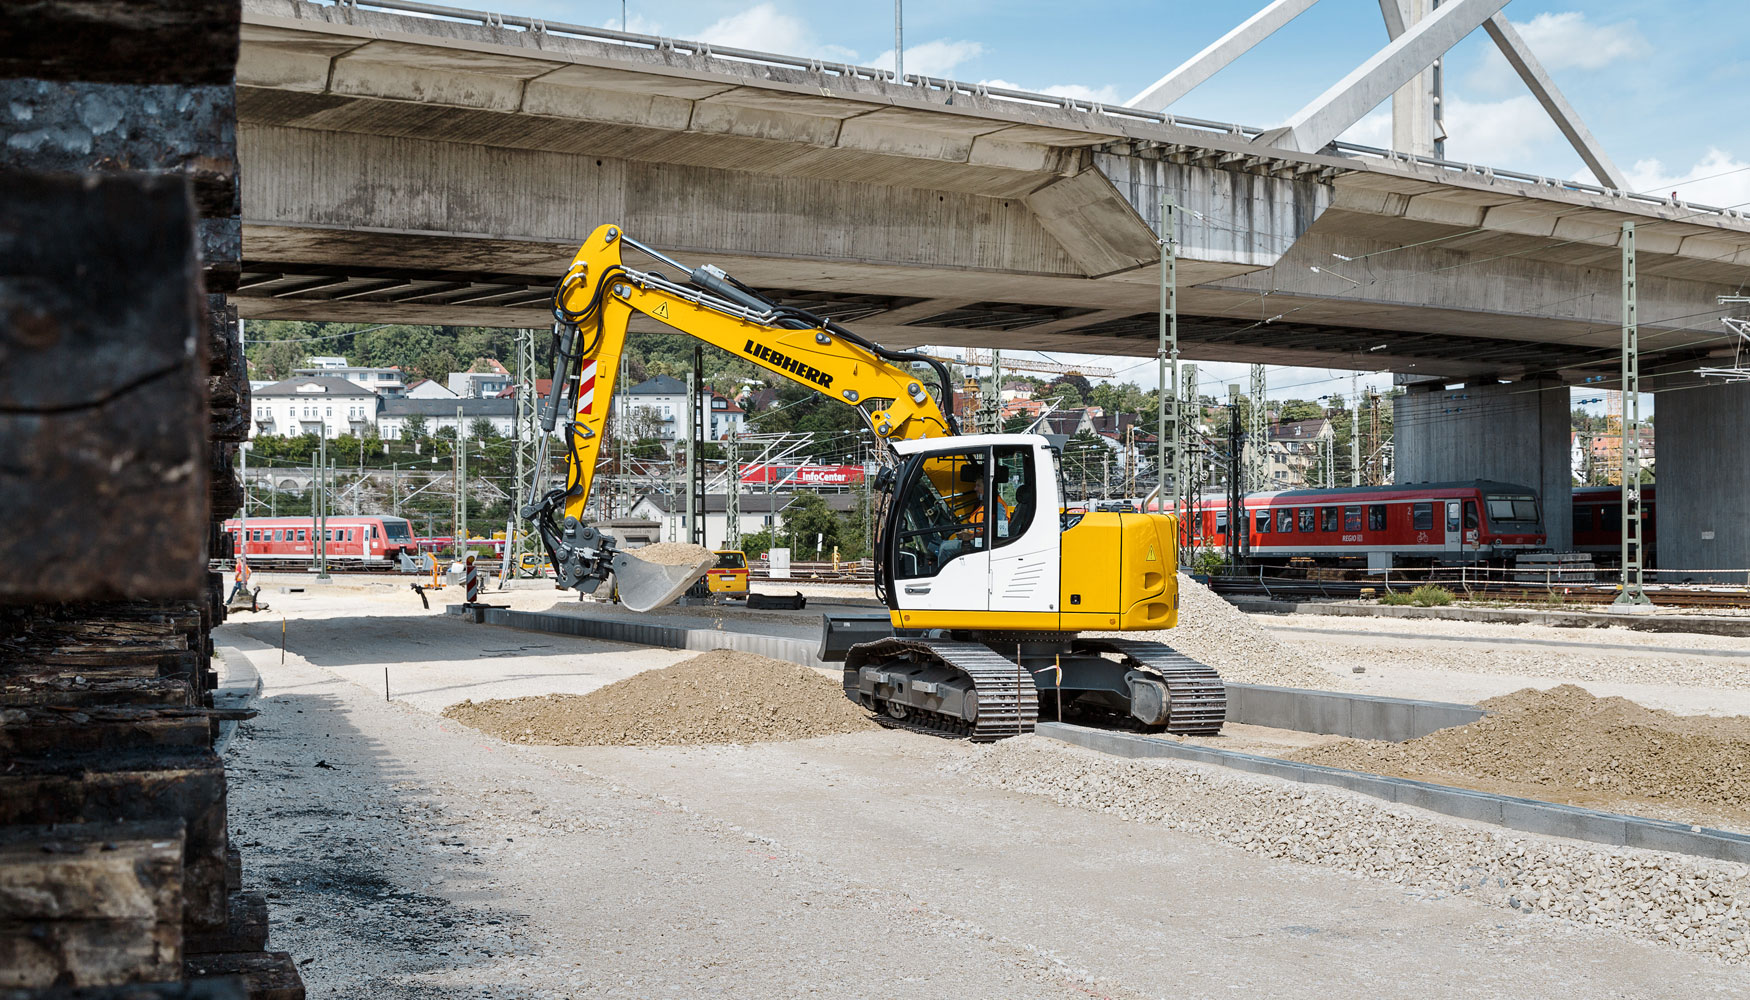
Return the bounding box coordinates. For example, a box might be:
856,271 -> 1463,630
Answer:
627,541 -> 715,566
1098,575 -> 1337,689
443,649 -> 877,746
1289,685 -> 1750,814
954,737 -> 1750,963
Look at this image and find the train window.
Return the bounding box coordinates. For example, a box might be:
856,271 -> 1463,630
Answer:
296,529 -> 306,541
1601,504 -> 1621,527
1343,506 -> 1362,532
1319,506 -> 1338,532
1486,494 -> 1540,523
1446,501 -> 1461,532
370,526 -> 379,539
1215,510 -> 1228,533
1464,501 -> 1479,530
1368,505 -> 1387,531
1256,510 -> 1271,533
1411,503 -> 1433,530
1277,508 -> 1292,533
1574,506 -> 1592,531
1298,507 -> 1314,532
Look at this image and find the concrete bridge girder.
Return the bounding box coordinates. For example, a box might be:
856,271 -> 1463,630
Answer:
232,0 -> 1750,382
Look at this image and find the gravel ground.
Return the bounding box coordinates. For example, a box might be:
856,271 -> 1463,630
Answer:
1263,615 -> 1750,716
955,737 -> 1750,965
219,591 -> 1750,996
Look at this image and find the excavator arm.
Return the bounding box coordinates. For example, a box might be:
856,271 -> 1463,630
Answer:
524,223 -> 959,609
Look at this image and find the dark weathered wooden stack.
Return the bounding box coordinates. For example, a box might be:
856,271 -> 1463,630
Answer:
0,3 -> 300,998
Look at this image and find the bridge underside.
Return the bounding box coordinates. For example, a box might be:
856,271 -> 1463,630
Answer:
233,0 -> 1750,386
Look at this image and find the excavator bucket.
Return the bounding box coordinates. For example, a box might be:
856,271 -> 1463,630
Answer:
610,549 -> 716,613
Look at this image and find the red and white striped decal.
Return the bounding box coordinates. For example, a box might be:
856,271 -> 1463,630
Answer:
576,360 -> 597,416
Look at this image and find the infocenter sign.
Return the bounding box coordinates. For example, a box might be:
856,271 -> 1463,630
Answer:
738,464 -> 866,486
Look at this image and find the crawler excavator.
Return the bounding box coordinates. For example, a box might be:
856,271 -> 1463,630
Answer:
522,224 -> 1225,740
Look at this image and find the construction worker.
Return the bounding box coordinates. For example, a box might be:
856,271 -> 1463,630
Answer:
963,472 -> 1011,542
227,553 -> 251,604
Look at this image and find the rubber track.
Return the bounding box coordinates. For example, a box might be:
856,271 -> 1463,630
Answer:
845,637 -> 1039,742
1073,637 -> 1227,735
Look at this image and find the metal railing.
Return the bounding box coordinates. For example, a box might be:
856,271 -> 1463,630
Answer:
308,0 -> 1748,221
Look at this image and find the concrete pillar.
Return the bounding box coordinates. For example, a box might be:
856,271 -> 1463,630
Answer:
1652,380 -> 1750,579
1393,378 -> 1572,550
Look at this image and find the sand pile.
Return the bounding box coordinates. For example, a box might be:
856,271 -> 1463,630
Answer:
443,649 -> 877,746
1098,575 -> 1335,689
1290,684 -> 1750,810
626,542 -> 714,566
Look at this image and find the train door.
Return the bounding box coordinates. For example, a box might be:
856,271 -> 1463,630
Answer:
1444,499 -> 1463,552
1463,499 -> 1481,555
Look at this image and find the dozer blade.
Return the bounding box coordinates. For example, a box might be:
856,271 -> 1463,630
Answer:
610,549 -> 715,612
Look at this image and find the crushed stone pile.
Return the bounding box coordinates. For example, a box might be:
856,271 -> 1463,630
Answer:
443,648 -> 877,746
626,542 -> 714,566
1288,684 -> 1750,810
953,737 -> 1750,963
1099,575 -> 1336,689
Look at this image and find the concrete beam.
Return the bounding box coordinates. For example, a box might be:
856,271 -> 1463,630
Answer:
1125,0 -> 1322,111
1022,170 -> 1162,277
1653,379 -> 1750,578
1481,14 -> 1627,191
1256,0 -> 1508,154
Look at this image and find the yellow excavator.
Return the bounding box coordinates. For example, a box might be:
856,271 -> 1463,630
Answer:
524,224 -> 1225,740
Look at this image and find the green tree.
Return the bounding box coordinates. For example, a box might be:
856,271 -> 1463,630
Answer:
779,492 -> 840,560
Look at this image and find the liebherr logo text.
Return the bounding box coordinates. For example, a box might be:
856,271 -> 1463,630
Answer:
744,340 -> 833,388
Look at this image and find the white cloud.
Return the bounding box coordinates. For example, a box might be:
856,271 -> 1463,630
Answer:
979,78 -> 1123,105
872,39 -> 985,78
1336,95 -> 1563,168
1441,94 -> 1567,167
1468,12 -> 1646,93
1621,148 -> 1750,208
695,3 -> 811,52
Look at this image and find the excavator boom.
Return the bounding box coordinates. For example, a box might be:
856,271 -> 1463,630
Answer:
523,224 -> 958,608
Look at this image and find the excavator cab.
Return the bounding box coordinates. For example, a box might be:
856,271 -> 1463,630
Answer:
879,435 -> 1059,627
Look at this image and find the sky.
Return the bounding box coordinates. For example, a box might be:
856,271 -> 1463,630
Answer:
498,1 -> 1746,406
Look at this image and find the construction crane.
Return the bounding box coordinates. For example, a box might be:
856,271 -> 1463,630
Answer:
522,224 -> 1225,740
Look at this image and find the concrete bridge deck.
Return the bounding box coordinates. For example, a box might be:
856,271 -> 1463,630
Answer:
236,0 -> 1750,383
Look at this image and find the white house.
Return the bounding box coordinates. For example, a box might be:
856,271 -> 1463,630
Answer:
624,375 -> 747,449
291,361 -> 407,397
250,377 -> 381,439
447,360 -> 512,399
405,379 -> 459,399
377,397 -> 516,440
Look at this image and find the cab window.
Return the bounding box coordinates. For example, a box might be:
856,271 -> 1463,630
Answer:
892,450 -> 989,580
990,444 -> 1036,550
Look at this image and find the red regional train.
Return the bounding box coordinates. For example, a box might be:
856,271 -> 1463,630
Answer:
1572,485 -> 1657,566
222,515 -> 418,570
1149,480 -> 1547,566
